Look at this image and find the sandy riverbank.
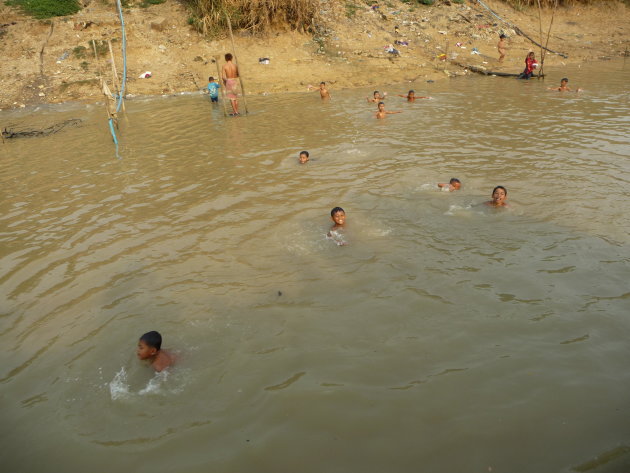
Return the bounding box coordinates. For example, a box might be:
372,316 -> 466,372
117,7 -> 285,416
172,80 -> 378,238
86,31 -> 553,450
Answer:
1,0 -> 628,110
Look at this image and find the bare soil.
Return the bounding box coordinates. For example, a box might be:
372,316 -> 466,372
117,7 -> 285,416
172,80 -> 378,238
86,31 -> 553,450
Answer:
1,0 -> 628,110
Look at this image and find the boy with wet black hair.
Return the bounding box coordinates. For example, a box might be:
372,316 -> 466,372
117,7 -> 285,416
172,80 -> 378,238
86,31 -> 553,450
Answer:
137,331 -> 174,372
548,78 -> 580,92
299,150 -> 310,164
438,178 -> 462,191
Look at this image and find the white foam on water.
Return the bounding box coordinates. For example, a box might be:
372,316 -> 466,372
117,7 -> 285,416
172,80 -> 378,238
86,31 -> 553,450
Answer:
109,367 -> 131,401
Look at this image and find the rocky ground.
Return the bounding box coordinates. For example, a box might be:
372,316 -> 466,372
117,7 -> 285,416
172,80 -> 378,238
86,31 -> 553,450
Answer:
0,0 -> 628,110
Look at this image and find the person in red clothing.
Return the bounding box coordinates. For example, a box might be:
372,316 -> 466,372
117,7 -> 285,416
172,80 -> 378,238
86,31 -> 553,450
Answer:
518,51 -> 538,80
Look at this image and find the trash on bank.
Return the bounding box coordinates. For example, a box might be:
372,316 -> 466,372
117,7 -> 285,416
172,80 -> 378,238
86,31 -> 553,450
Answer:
139,71 -> 152,78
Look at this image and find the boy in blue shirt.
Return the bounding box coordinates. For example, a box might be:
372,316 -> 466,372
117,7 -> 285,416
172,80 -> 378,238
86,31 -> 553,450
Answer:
207,76 -> 220,103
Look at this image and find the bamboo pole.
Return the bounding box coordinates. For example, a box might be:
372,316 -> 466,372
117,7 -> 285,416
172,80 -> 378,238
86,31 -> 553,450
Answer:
107,39 -> 126,113
538,0 -> 545,79
225,12 -> 249,115
540,0 -> 559,78
92,39 -> 115,122
214,55 -> 229,117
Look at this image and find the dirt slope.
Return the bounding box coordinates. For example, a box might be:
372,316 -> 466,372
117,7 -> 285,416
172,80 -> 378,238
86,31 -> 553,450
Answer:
0,0 -> 628,109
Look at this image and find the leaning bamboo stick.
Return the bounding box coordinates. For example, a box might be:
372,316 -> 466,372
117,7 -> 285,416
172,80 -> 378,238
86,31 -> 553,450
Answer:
107,39 -> 126,113
225,12 -> 249,115
92,39 -> 115,121
540,0 -> 559,78
538,0 -> 545,79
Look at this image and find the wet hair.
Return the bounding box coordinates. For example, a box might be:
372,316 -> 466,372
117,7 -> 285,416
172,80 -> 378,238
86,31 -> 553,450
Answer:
331,207 -> 345,217
320,81 -> 326,85
499,34 -> 506,39
378,101 -> 385,106
299,150 -> 309,157
208,76 -> 214,81
561,78 -> 568,82
139,331 -> 162,350
373,91 -> 380,96
449,178 -> 461,185
225,53 -> 233,61
408,90 -> 415,94
492,185 -> 507,196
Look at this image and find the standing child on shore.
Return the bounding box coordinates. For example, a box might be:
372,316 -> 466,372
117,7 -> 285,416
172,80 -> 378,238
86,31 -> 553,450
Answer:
207,76 -> 220,103
497,34 -> 507,62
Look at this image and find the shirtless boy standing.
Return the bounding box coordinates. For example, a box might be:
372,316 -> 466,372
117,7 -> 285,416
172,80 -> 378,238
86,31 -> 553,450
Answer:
222,53 -> 240,115
497,34 -> 507,62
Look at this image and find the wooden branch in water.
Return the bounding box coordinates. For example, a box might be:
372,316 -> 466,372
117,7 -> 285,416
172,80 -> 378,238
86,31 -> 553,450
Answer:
450,61 -> 544,78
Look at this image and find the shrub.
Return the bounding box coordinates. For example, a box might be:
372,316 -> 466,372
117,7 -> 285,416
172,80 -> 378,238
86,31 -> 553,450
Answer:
5,0 -> 81,18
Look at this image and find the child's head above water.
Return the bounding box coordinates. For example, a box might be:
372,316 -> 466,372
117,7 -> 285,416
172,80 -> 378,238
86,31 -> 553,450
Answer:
449,178 -> 461,190
299,150 -> 309,164
373,90 -> 380,97
561,78 -> 568,84
330,206 -> 346,226
137,331 -> 162,360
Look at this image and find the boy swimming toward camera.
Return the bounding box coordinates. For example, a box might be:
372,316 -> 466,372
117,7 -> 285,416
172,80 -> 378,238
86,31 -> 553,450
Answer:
548,78 -> 581,92
299,150 -> 310,164
397,90 -> 430,102
137,331 -> 174,372
367,90 -> 387,103
327,207 -> 347,245
376,102 -> 402,119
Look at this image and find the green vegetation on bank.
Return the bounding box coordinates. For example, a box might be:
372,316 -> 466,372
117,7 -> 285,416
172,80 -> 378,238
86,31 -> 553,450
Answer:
5,0 -> 80,18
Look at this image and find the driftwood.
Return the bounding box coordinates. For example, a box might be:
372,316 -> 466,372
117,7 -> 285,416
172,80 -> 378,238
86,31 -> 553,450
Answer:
2,119 -> 82,139
451,61 -> 544,78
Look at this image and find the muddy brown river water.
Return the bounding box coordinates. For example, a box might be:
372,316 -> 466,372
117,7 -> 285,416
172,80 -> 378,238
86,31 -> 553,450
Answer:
1,60 -> 629,473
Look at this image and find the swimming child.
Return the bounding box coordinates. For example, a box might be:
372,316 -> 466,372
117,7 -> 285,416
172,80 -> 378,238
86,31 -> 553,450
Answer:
485,186 -> 509,208
376,101 -> 402,119
137,331 -> 174,372
548,77 -> 580,92
367,90 -> 387,103
327,207 -> 347,245
397,90 -> 430,102
308,82 -> 331,100
299,150 -> 310,164
437,178 -> 462,191
497,34 -> 507,62
207,76 -> 220,103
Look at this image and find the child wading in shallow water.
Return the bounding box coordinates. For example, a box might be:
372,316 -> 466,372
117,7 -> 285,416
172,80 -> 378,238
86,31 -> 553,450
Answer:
367,90 -> 386,103
137,331 -> 174,372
